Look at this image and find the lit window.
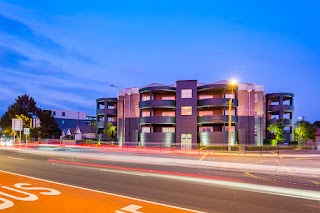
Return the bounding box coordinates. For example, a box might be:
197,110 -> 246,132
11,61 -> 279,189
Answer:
225,109 -> 235,116
162,111 -> 175,116
162,96 -> 175,100
224,126 -> 235,132
199,127 -> 213,132
181,106 -> 192,115
181,89 -> 192,98
198,95 -> 213,100
141,127 -> 151,133
162,127 -> 175,133
107,117 -> 114,122
199,111 -> 213,116
141,111 -> 150,117
255,94 -> 258,103
225,94 -> 235,99
62,120 -> 65,125
62,112 -> 65,116
142,95 -> 150,101
254,126 -> 258,136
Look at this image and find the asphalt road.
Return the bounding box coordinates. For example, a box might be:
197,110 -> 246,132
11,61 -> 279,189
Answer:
0,149 -> 319,213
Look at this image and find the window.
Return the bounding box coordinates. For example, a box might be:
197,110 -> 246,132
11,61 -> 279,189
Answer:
142,95 -> 150,101
254,110 -> 258,117
162,96 -> 175,100
255,94 -> 258,103
255,126 -> 258,136
225,94 -> 235,99
107,105 -> 115,109
199,111 -> 213,116
224,126 -> 235,132
162,111 -> 175,116
198,95 -> 213,100
107,117 -> 114,122
224,109 -> 235,116
62,112 -> 65,116
61,120 -> 65,125
199,127 -> 213,132
52,111 -> 56,116
181,106 -> 192,115
141,127 -> 151,133
181,89 -> 192,98
162,127 -> 175,133
141,111 -> 150,117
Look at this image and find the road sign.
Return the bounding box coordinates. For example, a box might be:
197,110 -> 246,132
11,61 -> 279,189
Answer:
24,128 -> 30,135
12,119 -> 23,131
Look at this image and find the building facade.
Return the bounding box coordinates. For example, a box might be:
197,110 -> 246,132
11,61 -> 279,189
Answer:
96,98 -> 117,140
47,109 -> 87,131
111,80 -> 294,148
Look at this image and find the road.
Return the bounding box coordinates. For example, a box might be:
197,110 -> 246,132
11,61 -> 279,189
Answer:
0,149 -> 319,212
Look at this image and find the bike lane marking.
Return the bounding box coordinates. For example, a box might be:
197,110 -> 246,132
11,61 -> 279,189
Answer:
0,170 -> 203,213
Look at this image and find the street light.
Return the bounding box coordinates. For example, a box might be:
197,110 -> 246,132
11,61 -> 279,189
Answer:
228,79 -> 237,152
111,84 -> 125,147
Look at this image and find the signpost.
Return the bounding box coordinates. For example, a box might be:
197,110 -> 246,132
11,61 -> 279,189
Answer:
12,119 -> 23,148
24,128 -> 30,148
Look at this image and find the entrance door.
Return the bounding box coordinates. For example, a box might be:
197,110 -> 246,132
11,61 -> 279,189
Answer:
181,134 -> 192,149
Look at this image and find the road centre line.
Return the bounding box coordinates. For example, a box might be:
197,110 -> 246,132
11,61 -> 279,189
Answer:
100,169 -> 147,176
8,157 -> 24,161
0,169 -> 203,213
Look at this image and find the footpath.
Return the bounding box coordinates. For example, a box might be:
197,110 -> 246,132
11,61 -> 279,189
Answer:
1,145 -> 320,177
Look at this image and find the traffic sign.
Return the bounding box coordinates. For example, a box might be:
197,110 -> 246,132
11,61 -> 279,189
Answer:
24,128 -> 30,135
12,119 -> 23,131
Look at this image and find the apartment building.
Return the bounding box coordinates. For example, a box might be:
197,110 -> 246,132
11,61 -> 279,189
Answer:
47,109 -> 87,130
112,80 -> 294,148
96,98 -> 117,140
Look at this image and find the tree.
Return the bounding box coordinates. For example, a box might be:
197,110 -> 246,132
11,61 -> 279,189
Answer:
267,122 -> 285,145
0,94 -> 60,139
103,122 -> 117,141
294,120 -> 316,146
313,120 -> 320,128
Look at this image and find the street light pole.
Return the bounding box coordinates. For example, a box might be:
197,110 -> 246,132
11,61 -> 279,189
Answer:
111,85 -> 125,147
228,80 -> 237,152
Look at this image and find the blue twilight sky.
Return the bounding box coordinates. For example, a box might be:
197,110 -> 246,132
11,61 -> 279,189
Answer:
0,0 -> 319,121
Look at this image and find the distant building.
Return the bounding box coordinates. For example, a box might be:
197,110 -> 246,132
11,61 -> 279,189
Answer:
46,109 -> 87,131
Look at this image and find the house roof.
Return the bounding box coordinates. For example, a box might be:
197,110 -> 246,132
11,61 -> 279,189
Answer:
76,125 -> 95,134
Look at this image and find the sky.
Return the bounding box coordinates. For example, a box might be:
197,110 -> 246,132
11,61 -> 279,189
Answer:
0,0 -> 319,122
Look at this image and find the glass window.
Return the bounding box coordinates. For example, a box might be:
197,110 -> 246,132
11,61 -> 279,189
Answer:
225,94 -> 235,99
61,120 -> 65,125
142,95 -> 151,101
162,111 -> 175,116
53,111 -> 56,116
255,94 -> 258,103
199,127 -> 213,132
225,109 -> 235,116
181,106 -> 192,115
162,127 -> 175,133
107,117 -> 114,122
224,126 -> 235,132
199,111 -> 213,116
141,127 -> 151,133
141,111 -> 150,117
162,96 -> 175,100
198,95 -> 213,100
255,126 -> 258,136
181,89 -> 192,98
62,112 -> 65,116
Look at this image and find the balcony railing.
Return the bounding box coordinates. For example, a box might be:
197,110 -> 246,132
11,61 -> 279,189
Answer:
140,116 -> 176,124
198,98 -> 238,108
139,100 -> 176,109
268,105 -> 294,111
197,115 -> 238,124
139,132 -> 176,147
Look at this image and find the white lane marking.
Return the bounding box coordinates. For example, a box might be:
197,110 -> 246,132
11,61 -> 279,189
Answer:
8,157 -> 24,161
100,169 -> 146,177
115,204 -> 143,213
0,170 -> 203,213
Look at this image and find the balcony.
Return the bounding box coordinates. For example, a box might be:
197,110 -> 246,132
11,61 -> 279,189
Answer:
198,115 -> 238,124
139,132 -> 176,147
140,116 -> 176,124
267,119 -> 293,126
96,109 -> 105,115
268,105 -> 294,112
106,108 -> 117,115
198,98 -> 238,108
139,100 -> 176,109
198,132 -> 237,146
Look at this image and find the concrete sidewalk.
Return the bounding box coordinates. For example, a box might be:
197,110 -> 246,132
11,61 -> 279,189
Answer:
2,147 -> 319,177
